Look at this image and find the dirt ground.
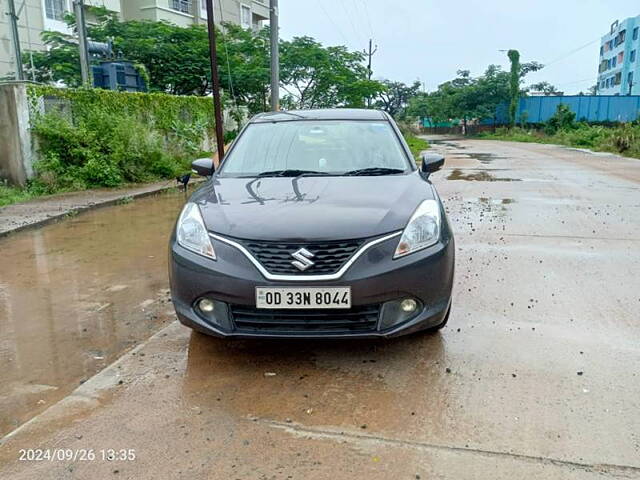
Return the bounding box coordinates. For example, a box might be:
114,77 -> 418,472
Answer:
0,137 -> 639,479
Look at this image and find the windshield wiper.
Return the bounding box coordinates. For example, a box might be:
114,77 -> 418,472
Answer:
256,169 -> 330,178
260,111 -> 306,120
343,167 -> 405,176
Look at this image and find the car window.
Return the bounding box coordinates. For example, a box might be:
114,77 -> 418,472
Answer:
219,120 -> 411,176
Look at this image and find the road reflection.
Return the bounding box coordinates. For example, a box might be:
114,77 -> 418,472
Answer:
183,331 -> 452,436
0,190 -> 187,436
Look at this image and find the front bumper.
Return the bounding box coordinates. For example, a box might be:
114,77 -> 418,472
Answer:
169,232 -> 454,339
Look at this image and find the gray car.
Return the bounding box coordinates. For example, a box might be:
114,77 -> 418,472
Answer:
169,109 -> 454,338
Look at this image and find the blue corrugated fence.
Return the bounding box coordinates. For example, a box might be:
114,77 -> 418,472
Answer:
495,95 -> 640,124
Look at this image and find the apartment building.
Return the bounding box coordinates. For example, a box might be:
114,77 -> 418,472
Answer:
0,0 -> 269,79
122,0 -> 269,29
596,15 -> 640,95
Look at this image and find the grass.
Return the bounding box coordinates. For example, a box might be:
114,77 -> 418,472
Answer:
404,133 -> 430,161
0,183 -> 37,207
477,124 -> 640,159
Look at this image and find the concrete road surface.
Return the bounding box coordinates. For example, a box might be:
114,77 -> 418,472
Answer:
1,137 -> 639,479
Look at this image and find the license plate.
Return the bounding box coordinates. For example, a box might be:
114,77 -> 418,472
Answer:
256,287 -> 351,309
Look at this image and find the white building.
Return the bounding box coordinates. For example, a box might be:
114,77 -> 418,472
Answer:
0,0 -> 269,79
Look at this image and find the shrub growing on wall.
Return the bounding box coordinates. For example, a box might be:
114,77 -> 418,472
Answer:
27,85 -> 218,192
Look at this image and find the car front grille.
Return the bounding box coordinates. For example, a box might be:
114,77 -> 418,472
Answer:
239,239 -> 365,275
230,304 -> 380,334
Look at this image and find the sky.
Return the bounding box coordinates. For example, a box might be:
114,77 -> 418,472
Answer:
279,0 -> 640,94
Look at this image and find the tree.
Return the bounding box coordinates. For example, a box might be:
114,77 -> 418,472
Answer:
507,49 -> 520,127
528,81 -> 560,95
25,9 -> 213,94
279,36 -> 384,109
24,12 -> 381,113
520,61 -> 544,77
374,80 -> 422,117
26,29 -> 82,87
406,66 -> 511,126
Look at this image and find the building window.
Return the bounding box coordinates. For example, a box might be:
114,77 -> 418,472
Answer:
240,4 -> 251,28
45,0 -> 67,21
615,72 -> 622,85
628,72 -> 634,88
631,50 -> 637,63
170,0 -> 192,14
634,27 -> 639,40
612,56 -> 617,67
618,51 -> 624,63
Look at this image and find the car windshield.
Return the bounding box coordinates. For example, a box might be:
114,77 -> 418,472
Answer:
218,120 -> 411,177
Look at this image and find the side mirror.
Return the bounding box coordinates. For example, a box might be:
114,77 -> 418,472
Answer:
420,153 -> 445,177
191,158 -> 214,177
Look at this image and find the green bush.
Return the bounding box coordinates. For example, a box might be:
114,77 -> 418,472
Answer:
478,122 -> 640,159
26,85 -> 217,192
544,104 -> 576,135
403,133 -> 429,161
0,180 -> 37,207
606,123 -> 639,154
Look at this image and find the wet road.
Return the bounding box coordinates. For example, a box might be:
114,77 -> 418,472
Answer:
1,137 -> 639,479
0,191 -> 187,435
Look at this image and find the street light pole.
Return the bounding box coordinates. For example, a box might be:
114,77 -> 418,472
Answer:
205,0 -> 226,164
73,0 -> 91,86
269,0 -> 279,111
7,0 -> 24,80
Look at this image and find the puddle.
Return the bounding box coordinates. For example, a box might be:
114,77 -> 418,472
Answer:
0,189 -> 188,436
447,169 -> 520,182
429,140 -> 467,149
465,152 -> 503,164
474,197 -> 516,205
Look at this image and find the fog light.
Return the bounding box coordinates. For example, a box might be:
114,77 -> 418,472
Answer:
400,298 -> 417,313
379,298 -> 423,330
199,298 -> 215,313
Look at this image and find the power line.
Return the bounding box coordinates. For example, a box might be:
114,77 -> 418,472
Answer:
554,77 -> 596,87
216,0 -> 237,105
357,0 -> 374,37
315,0 -> 349,45
339,0 -> 366,45
541,37 -> 601,69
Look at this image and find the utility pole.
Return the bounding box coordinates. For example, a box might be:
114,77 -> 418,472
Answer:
269,0 -> 279,111
364,39 -> 377,107
7,0 -> 24,80
364,39 -> 377,80
205,0 -> 226,164
73,0 -> 91,86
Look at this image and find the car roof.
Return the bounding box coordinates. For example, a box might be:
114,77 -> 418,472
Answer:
250,108 -> 388,123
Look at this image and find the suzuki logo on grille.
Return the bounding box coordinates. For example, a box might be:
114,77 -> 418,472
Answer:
291,248 -> 315,271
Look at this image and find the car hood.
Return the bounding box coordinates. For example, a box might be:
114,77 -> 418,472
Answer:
192,173 -> 436,241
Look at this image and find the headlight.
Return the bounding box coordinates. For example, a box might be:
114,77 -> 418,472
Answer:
394,199 -> 441,258
176,203 -> 216,260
